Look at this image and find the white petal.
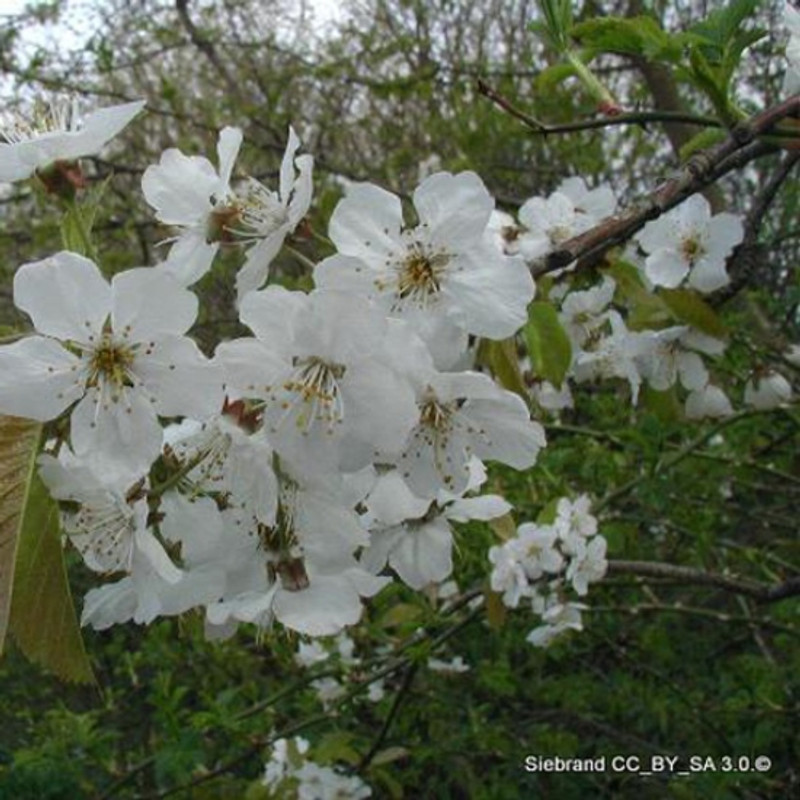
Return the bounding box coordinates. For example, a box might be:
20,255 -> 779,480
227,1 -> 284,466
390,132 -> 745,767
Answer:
413,171 -> 493,248
279,126 -> 301,201
446,494 -> 512,522
14,252 -> 110,342
162,230 -> 219,286
235,228 -> 288,300
0,143 -> 37,181
134,526 -> 182,584
112,268 -> 198,340
238,284 -> 305,346
0,336 -> 83,420
287,154 -> 314,224
688,256 -> 729,293
644,249 -> 688,288
273,575 -> 362,636
71,387 -> 162,480
215,126 -> 243,193
329,182 -> 403,263
141,149 -> 218,225
389,517 -> 453,589
134,336 -> 223,418
677,351 -> 708,391
57,100 -> 145,160
444,247 -> 535,338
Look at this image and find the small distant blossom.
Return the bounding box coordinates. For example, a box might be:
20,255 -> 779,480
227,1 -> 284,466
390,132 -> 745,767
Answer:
517,177 -> 615,263
572,310 -> 647,403
634,326 -> 711,393
566,536 -> 608,596
636,195 -> 744,292
0,97 -> 144,186
490,496 -> 606,647
559,276 -> 616,348
526,600 -> 585,648
263,737 -> 372,799
744,370 -> 792,409
685,384 -> 734,419
428,655 -> 470,673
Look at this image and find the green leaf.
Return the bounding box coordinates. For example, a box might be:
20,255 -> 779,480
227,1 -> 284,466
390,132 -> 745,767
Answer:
660,288 -> 728,339
60,178 -> 110,261
572,16 -> 681,62
605,261 -> 671,331
370,746 -> 409,767
488,513 -> 517,542
536,62 -> 577,93
678,127 -> 727,161
0,416 -> 42,658
525,302 -> 572,388
477,338 -> 528,399
485,589 -> 507,631
8,459 -> 94,684
641,385 -> 682,423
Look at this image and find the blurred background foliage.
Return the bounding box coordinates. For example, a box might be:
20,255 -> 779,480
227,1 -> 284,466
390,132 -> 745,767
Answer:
0,0 -> 798,797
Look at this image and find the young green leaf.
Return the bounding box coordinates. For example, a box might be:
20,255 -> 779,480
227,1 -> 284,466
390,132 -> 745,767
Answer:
0,415 -> 42,659
660,288 -> 728,339
8,464 -> 95,684
525,301 -> 572,388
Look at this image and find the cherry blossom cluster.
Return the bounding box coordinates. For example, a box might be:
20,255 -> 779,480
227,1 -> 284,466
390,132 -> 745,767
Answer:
263,736 -> 372,799
0,90 -> 794,651
493,178 -> 794,418
489,496 -> 608,647
0,101 -> 548,640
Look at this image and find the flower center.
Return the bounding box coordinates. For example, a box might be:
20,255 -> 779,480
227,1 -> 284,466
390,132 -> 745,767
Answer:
1,97 -> 76,144
419,397 -> 453,432
207,203 -> 243,243
548,224 -> 573,245
681,235 -> 705,265
392,242 -> 451,308
234,179 -> 290,239
274,357 -> 346,435
87,336 -> 136,390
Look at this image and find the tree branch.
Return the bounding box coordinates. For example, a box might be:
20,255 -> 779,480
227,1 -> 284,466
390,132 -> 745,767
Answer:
534,96 -> 800,275
477,78 -> 721,134
607,560 -> 800,603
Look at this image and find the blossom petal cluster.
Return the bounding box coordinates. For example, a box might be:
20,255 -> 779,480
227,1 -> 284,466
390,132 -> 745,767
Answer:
0,118 -> 549,643
0,97 -> 144,185
489,496 -> 607,647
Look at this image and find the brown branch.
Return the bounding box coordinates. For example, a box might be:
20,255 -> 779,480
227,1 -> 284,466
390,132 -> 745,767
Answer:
608,560 -> 800,604
477,78 -> 721,134
534,96 -> 800,276
713,150 -> 800,305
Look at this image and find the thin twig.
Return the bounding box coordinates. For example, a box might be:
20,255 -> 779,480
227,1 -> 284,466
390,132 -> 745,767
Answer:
477,78 -> 721,134
607,561 -> 800,604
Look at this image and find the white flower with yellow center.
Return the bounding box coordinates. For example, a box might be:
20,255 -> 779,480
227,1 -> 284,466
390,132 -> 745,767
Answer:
217,287 -> 419,476
315,171 -> 535,343
142,126 -> 312,293
0,252 -> 223,480
637,194 -> 743,292
394,371 -> 546,498
0,96 -> 144,185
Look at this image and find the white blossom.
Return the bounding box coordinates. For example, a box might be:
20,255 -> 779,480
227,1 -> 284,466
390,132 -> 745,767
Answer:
0,97 -> 144,184
315,171 -> 535,344
0,253 -> 222,480
744,371 -> 792,409
637,195 -> 743,292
